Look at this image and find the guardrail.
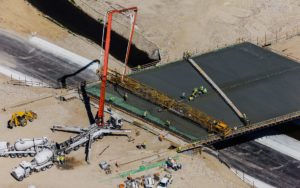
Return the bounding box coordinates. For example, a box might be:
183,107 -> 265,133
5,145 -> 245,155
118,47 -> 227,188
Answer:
130,60 -> 160,73
230,168 -> 257,188
178,111 -> 300,152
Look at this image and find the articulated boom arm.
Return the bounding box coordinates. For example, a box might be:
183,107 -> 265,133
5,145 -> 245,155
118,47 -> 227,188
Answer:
97,7 -> 138,126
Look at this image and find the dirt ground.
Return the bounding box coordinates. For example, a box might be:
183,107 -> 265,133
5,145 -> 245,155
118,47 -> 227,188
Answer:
0,74 -> 249,187
269,35 -> 300,63
82,0 -> 300,62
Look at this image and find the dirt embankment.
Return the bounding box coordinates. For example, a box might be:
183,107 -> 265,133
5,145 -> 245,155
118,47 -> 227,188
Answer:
94,0 -> 300,62
0,0 -> 125,72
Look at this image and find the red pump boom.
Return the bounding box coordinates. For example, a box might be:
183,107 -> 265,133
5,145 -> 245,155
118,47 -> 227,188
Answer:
97,7 -> 138,126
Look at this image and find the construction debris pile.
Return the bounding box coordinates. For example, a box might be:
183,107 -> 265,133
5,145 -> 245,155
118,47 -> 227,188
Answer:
119,157 -> 181,188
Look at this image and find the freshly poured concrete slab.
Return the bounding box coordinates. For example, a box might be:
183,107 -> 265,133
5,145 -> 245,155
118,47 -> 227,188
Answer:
131,60 -> 242,127
131,42 -> 300,127
90,83 -> 209,140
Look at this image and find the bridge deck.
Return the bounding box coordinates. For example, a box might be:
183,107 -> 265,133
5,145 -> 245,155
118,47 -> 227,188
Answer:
87,42 -> 300,143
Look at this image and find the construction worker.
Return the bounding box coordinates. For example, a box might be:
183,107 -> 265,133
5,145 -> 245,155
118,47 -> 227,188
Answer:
202,88 -> 208,94
143,111 -> 148,118
107,106 -> 112,112
115,161 -> 119,168
165,120 -> 171,127
137,65 -> 141,71
199,85 -> 204,94
56,155 -> 60,164
180,92 -> 186,99
109,96 -> 115,102
142,142 -> 147,149
60,155 -> 65,165
192,87 -> 198,94
183,51 -> 192,59
192,87 -> 199,98
188,96 -> 194,101
57,154 -> 65,165
123,92 -> 128,101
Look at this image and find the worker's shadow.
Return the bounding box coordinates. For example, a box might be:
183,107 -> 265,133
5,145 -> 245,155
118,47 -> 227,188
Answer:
80,81 -> 95,125
57,59 -> 100,88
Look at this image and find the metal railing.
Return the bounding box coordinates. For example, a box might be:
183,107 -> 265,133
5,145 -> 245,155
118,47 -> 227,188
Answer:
6,75 -> 56,88
230,168 -> 257,188
130,60 -> 160,73
178,111 -> 300,152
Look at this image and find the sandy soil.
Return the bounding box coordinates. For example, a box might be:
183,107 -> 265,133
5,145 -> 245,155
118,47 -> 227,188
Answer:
82,0 -> 300,62
0,74 -> 249,188
269,35 -> 300,63
0,0 -> 65,41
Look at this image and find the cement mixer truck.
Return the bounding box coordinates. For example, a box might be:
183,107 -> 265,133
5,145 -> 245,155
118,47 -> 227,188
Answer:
0,137 -> 50,158
11,149 -> 54,181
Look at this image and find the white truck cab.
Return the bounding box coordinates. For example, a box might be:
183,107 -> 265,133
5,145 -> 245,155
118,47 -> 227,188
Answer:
11,161 -> 31,181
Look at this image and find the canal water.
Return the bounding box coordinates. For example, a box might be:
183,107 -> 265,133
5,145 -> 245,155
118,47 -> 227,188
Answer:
27,0 -> 158,67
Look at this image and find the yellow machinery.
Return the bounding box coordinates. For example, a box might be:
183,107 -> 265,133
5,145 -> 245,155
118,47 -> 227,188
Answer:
108,71 -> 232,136
208,120 -> 232,137
7,111 -> 37,129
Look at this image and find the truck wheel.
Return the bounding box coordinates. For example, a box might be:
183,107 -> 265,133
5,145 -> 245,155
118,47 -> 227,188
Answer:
17,154 -> 23,158
98,134 -> 104,139
41,167 -> 46,171
18,176 -> 24,181
73,146 -> 80,151
47,164 -> 53,169
7,120 -> 14,129
29,153 -> 35,157
65,150 -> 70,154
23,153 -> 29,157
21,119 -> 27,127
10,154 -> 16,158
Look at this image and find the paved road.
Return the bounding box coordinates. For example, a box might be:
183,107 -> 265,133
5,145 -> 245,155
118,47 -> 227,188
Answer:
219,141 -> 300,188
0,30 -> 98,87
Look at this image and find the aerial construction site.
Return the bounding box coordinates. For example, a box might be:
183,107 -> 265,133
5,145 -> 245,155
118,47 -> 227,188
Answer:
0,0 -> 300,188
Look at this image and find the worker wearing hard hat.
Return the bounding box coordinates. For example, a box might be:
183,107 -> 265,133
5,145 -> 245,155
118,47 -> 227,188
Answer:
123,92 -> 128,101
143,111 -> 148,117
192,88 -> 198,96
188,96 -> 194,101
57,154 -> 65,165
60,155 -> 65,165
180,92 -> 186,99
165,120 -> 171,127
